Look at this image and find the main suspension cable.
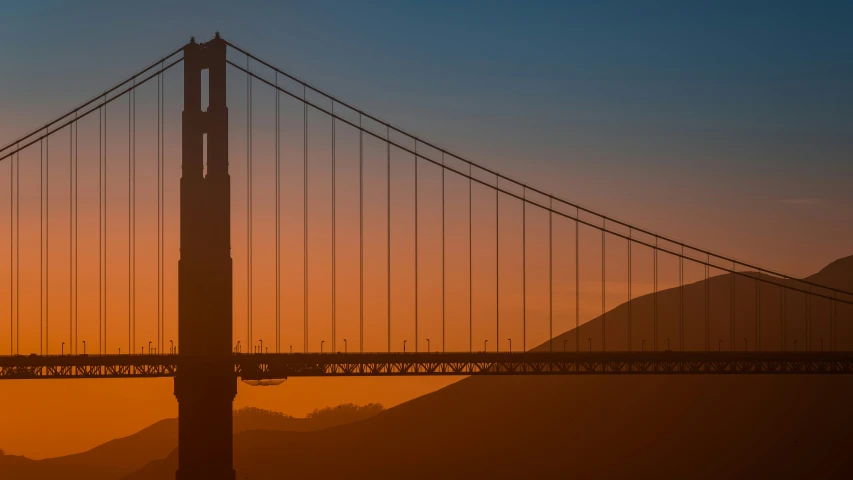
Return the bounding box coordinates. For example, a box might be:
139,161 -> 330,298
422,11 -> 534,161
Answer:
223,41 -> 850,300
228,61 -> 851,305
0,46 -> 185,160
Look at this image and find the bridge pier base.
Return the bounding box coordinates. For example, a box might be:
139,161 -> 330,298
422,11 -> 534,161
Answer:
175,372 -> 237,480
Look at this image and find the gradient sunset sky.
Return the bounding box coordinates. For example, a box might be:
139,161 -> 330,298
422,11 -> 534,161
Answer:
0,0 -> 852,458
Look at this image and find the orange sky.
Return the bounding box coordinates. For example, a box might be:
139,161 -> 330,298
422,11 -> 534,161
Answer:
0,121 -> 694,458
1,43 -> 851,458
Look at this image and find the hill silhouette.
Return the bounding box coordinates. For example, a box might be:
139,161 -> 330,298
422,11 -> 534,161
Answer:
5,258 -> 852,479
0,404 -> 383,480
122,255 -> 853,479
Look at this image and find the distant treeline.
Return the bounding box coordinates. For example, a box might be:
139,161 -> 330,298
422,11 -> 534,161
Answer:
232,403 -> 385,430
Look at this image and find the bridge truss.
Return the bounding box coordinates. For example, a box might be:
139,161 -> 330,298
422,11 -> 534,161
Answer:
2,351 -> 853,380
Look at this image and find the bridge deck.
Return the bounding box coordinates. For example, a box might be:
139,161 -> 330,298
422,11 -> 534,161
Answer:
2,352 -> 853,379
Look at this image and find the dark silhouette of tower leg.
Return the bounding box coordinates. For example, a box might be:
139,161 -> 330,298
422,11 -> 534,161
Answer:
175,34 -> 235,480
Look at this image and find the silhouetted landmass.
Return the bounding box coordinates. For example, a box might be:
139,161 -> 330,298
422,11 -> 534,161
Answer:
0,404 -> 383,480
6,257 -> 853,479
123,255 -> 853,479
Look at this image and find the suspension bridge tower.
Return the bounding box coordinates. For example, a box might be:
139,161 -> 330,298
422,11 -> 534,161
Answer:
175,34 -> 236,480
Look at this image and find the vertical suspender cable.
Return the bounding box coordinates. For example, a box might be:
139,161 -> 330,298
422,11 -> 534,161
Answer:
807,287 -> 811,351
247,61 -> 253,351
832,292 -> 836,351
303,86 -> 308,353
414,142 -> 418,352
128,91 -> 132,354
331,108 -> 336,353
522,189 -> 526,352
782,281 -> 786,351
160,67 -> 165,353
105,102 -> 108,353
157,73 -> 163,352
679,247 -> 683,350
628,229 -> 632,351
441,154 -> 447,353
441,153 -> 445,352
549,197 -> 553,352
46,132 -> 50,354
359,116 -> 364,352
705,254 -> 710,351
756,271 -> 761,351
157,71 -> 161,353
602,221 -> 606,351
469,163 -> 473,353
69,123 -> 73,352
653,237 -> 658,351
15,145 -> 20,354
731,262 -> 736,351
74,115 -> 78,353
132,86 -> 137,353
99,108 -> 103,353
575,208 -> 579,352
40,139 -> 43,355
275,73 -> 280,353
495,179 -> 499,352
387,126 -> 391,353
9,142 -> 13,355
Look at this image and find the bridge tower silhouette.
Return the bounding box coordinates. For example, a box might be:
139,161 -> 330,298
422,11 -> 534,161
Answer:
175,34 -> 236,480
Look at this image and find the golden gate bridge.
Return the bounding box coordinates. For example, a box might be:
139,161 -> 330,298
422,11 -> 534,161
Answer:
0,34 -> 851,479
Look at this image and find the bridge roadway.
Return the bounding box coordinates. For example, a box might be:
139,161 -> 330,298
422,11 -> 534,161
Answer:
2,351 -> 853,379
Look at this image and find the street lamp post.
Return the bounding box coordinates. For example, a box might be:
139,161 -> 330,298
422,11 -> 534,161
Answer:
508,338 -> 512,353
427,338 -> 430,353
170,340 -> 174,354
344,338 -> 348,353
588,338 -> 592,352
718,339 -> 722,351
484,339 -> 488,352
403,340 -> 407,353
563,339 -> 567,352
641,339 -> 645,352
62,342 -> 65,356
290,345 -> 293,354
321,340 -> 325,354
148,341 -> 152,354
666,338 -> 671,351
236,341 -> 241,354
260,339 -> 263,354
82,340 -> 86,355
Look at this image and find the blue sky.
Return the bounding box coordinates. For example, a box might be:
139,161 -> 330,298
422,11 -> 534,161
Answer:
0,0 -> 851,274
